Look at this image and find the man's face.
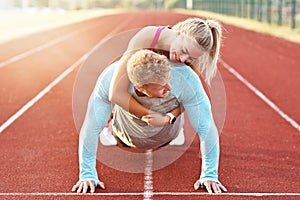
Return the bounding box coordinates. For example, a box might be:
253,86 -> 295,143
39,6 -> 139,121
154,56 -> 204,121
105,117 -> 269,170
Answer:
136,75 -> 172,98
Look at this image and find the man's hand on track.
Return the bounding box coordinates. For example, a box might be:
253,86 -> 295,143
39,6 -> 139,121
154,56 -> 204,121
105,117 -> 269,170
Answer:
72,179 -> 105,193
194,179 -> 227,194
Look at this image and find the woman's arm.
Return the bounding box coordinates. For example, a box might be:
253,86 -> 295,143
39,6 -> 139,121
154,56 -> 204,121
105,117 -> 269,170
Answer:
170,103 -> 185,118
141,104 -> 185,127
109,52 -> 150,116
109,27 -> 159,117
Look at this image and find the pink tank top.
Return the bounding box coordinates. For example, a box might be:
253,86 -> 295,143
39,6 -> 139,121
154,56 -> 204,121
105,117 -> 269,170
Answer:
150,26 -> 170,50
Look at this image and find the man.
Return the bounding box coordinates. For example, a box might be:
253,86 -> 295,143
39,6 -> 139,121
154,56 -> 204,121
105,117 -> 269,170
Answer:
72,50 -> 227,193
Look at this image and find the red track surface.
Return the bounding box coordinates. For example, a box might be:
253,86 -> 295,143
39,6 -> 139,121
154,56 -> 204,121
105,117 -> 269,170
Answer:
0,11 -> 299,200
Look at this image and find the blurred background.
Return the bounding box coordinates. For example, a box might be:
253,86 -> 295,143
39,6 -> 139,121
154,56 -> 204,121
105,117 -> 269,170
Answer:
0,0 -> 299,29
0,0 -> 299,44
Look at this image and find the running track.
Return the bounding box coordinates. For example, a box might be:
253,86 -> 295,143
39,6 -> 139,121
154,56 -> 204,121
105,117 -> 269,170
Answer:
0,11 -> 299,200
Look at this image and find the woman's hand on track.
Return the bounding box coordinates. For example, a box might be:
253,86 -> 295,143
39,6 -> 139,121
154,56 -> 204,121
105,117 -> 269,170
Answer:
72,179 -> 105,193
194,179 -> 227,193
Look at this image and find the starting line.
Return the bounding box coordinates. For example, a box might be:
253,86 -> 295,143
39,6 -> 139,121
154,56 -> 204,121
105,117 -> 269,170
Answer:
0,192 -> 299,197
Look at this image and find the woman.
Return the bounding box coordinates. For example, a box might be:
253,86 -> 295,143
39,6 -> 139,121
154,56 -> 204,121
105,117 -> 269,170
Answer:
108,17 -> 222,126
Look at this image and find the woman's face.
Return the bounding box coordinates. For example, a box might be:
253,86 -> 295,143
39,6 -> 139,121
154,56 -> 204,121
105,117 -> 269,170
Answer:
169,35 -> 203,64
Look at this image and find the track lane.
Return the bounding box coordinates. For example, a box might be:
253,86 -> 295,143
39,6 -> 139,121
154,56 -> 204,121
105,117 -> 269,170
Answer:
0,15 -> 120,61
0,10 -> 299,200
218,62 -> 300,193
220,25 -> 300,122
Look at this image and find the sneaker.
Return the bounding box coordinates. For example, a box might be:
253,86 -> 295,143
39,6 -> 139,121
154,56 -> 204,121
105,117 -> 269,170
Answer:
169,128 -> 185,146
100,124 -> 117,146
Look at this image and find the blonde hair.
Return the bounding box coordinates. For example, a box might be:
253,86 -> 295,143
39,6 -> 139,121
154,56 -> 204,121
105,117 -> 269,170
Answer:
127,50 -> 170,87
172,18 -> 222,84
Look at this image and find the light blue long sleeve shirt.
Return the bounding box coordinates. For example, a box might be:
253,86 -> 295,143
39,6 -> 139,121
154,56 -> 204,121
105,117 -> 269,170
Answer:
79,61 -> 220,185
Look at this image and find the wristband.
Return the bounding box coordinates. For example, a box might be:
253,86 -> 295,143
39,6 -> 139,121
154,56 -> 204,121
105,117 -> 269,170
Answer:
166,113 -> 176,124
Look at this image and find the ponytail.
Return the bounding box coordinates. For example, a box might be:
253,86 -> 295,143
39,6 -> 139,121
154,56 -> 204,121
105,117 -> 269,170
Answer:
203,19 -> 222,84
173,18 -> 222,85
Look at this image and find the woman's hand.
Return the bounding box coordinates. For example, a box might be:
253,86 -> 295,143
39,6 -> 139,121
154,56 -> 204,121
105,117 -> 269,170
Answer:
141,112 -> 169,127
72,179 -> 105,193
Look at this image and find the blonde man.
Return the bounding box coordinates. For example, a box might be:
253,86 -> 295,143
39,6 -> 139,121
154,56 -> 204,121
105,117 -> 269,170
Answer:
72,50 -> 227,194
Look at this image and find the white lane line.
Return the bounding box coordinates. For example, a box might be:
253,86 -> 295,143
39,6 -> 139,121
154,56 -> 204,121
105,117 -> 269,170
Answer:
0,27 -> 92,69
0,55 -> 86,133
144,149 -> 153,200
220,59 -> 300,132
0,16 -> 134,134
0,192 -> 299,196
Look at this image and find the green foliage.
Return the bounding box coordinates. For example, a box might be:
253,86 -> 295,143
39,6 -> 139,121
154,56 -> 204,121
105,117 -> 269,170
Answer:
93,0 -> 130,8
164,0 -> 178,9
164,0 -> 186,9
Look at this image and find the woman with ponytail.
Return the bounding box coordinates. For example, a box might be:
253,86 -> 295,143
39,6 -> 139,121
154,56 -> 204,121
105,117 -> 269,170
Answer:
109,18 -> 222,124
172,18 -> 222,84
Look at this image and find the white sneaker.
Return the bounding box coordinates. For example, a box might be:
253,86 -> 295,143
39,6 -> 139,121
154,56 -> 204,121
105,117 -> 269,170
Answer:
100,124 -> 117,146
169,128 -> 185,146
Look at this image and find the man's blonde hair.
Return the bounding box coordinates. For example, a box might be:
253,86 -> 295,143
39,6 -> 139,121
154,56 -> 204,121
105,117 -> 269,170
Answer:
173,18 -> 222,84
127,50 -> 170,87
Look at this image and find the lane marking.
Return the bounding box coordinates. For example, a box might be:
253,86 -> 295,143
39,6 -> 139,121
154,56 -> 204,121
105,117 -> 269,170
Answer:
144,150 -> 153,200
0,16 -> 134,134
220,59 -> 300,132
0,192 -> 299,196
0,27 -> 92,69
0,55 -> 86,133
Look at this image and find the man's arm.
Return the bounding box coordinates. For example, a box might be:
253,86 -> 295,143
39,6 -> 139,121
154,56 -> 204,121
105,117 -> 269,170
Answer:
170,66 -> 226,193
72,66 -> 115,193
